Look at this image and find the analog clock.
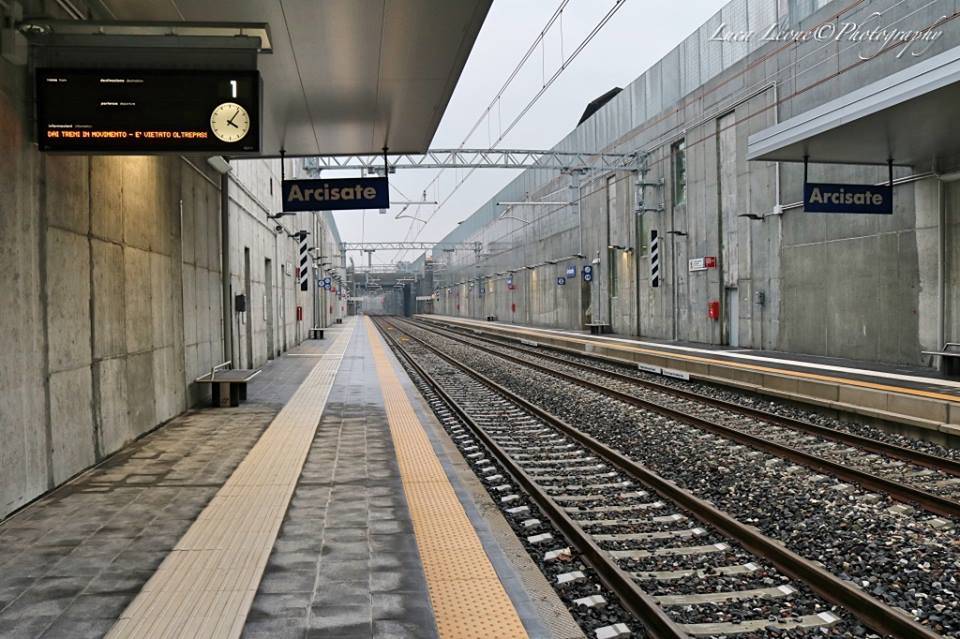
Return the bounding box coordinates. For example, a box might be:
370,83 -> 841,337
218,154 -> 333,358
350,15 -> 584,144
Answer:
210,102 -> 250,143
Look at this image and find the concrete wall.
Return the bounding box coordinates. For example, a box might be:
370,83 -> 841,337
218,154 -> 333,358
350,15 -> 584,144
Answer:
0,63 -> 344,520
0,89 -> 204,515
432,0 -> 960,369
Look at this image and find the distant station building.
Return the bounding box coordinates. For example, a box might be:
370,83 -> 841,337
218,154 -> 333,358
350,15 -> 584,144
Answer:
428,0 -> 959,369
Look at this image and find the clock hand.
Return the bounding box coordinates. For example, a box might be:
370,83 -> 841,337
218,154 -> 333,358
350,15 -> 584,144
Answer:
227,108 -> 240,126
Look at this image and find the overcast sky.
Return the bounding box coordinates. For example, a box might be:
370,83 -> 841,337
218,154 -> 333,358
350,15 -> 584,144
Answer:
333,0 -> 726,266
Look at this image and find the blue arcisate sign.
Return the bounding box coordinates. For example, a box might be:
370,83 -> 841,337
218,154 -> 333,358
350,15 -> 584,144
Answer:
282,177 -> 389,212
803,182 -> 892,214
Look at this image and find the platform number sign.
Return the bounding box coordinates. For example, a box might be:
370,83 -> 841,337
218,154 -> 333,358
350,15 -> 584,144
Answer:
582,265 -> 593,282
650,229 -> 660,288
557,277 -> 566,286
323,277 -> 332,290
298,234 -> 309,291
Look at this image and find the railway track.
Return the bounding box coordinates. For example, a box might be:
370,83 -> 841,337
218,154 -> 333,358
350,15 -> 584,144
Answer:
410,316 -> 960,521
374,316 -> 940,639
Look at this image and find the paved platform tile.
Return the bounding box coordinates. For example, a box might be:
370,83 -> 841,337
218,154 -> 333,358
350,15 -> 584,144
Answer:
105,321 -> 356,639
365,318 -> 528,639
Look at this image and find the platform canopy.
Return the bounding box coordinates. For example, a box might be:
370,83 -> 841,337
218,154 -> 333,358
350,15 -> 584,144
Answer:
747,44 -> 960,168
101,0 -> 491,157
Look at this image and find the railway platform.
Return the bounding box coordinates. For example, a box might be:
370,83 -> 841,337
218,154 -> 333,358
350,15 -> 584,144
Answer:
0,317 -> 580,639
418,315 -> 960,443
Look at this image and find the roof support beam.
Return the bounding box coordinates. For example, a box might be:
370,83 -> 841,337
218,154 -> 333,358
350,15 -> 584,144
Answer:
341,242 -> 480,251
303,148 -> 643,173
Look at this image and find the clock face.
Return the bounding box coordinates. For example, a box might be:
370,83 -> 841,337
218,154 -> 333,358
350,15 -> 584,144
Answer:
210,102 -> 250,143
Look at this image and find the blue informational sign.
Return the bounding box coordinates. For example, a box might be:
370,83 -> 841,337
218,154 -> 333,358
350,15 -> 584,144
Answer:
556,277 -> 566,286
323,277 -> 332,290
803,182 -> 893,214
583,265 -> 593,282
282,177 -> 389,212
565,264 -> 576,278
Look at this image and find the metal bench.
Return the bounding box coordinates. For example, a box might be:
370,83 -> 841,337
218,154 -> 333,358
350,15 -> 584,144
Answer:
585,322 -> 611,335
194,361 -> 261,407
309,326 -> 325,339
922,343 -> 960,378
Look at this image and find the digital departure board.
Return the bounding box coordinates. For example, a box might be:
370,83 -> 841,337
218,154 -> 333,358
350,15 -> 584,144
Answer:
36,69 -> 261,153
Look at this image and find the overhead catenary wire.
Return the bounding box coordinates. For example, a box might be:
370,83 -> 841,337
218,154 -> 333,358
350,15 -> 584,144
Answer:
398,0 -> 628,261
393,0 -> 576,260
395,0 -> 573,261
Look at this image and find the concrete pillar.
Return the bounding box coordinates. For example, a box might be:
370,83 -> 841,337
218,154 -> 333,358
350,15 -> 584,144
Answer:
220,171 -> 233,366
915,178 -> 942,353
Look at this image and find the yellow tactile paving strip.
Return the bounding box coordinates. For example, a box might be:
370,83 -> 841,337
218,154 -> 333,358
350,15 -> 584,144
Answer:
365,318 -> 529,639
106,321 -> 356,639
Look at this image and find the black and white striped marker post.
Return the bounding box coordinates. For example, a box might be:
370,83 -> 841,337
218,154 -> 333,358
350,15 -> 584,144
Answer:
650,229 -> 660,288
299,235 -> 309,291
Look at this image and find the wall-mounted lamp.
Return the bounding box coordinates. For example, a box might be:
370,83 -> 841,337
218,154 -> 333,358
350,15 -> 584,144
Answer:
497,214 -> 531,225
206,156 -> 232,175
738,213 -> 765,221
496,201 -> 573,206
666,231 -> 688,237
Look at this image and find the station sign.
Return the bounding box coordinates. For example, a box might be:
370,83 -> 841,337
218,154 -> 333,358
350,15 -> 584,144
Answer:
803,182 -> 892,214
582,265 -> 593,282
416,295 -> 433,301
688,256 -> 717,272
282,177 -> 389,212
36,69 -> 261,153
556,277 -> 566,286
565,264 -> 577,278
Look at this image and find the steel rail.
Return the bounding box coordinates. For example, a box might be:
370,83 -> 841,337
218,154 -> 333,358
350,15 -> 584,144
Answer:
372,318 -> 689,639
384,317 -> 941,639
412,318 -> 960,520
420,317 -> 960,479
